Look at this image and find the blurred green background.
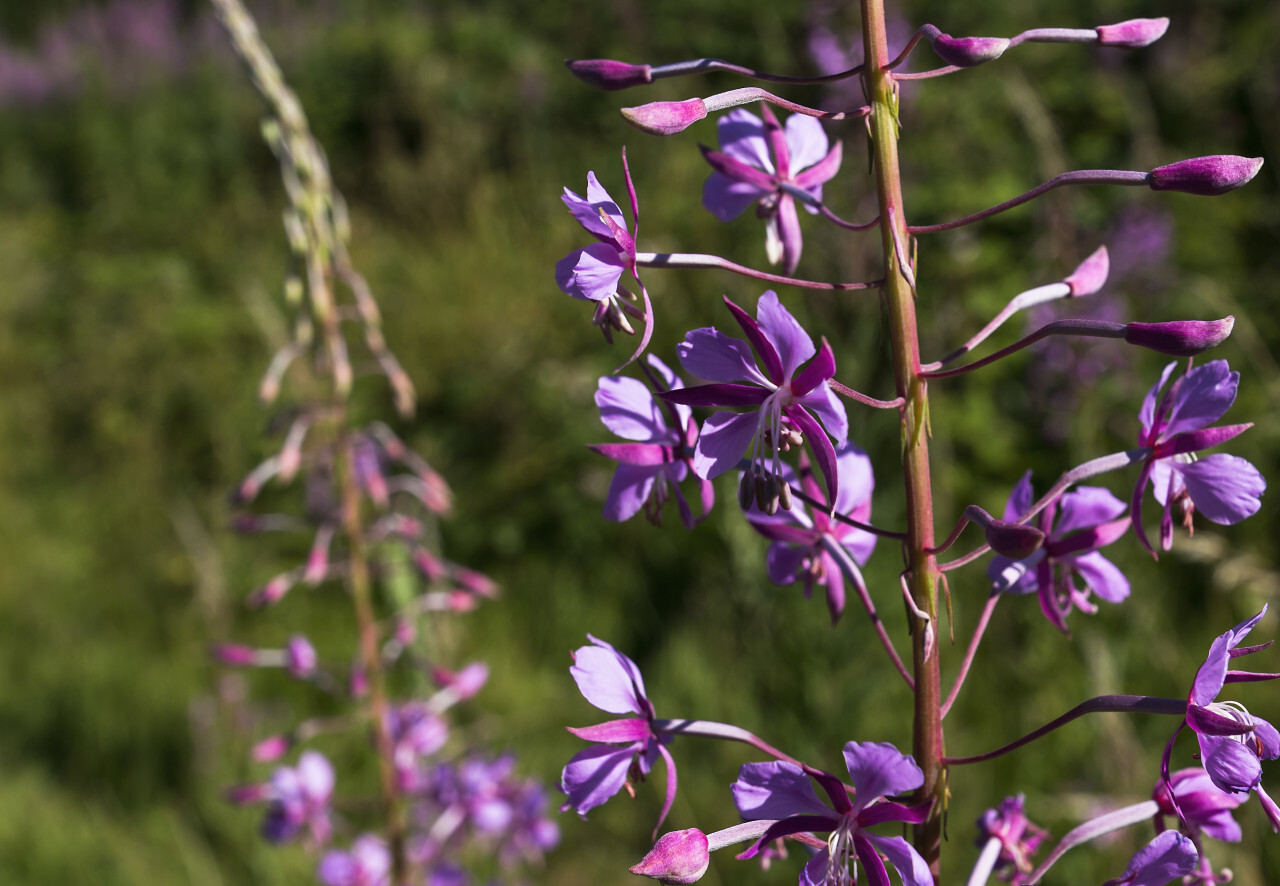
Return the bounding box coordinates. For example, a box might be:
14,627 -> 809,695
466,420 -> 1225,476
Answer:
0,0 -> 1277,883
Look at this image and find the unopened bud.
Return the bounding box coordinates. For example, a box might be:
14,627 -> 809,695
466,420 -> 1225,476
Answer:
930,33 -> 1010,67
1124,317 -> 1235,356
965,505 -> 1045,560
1064,245 -> 1109,297
621,98 -> 707,136
1148,155 -> 1264,196
1095,17 -> 1169,48
630,829 -> 710,885
252,734 -> 290,762
211,643 -> 259,667
566,58 -> 654,91
286,635 -> 318,678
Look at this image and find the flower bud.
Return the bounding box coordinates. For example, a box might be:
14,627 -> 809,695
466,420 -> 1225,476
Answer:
621,98 -> 707,136
965,506 -> 1045,560
930,33 -> 1010,67
566,58 -> 654,91
1064,246 -> 1109,297
286,634 -> 318,678
252,734 -> 291,763
630,829 -> 710,885
211,643 -> 259,667
1148,155 -> 1264,196
1123,317 -> 1234,356
1095,17 -> 1169,48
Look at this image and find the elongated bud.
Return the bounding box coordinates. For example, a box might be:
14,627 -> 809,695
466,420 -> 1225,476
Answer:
567,58 -> 654,90
778,480 -> 793,511
621,98 -> 707,136
1096,17 -> 1169,48
1064,246 -> 1109,297
1124,317 -> 1234,356
211,643 -> 259,667
923,26 -> 1010,67
966,506 -> 1045,560
252,734 -> 291,762
630,829 -> 710,885
1148,155 -> 1264,195
286,635 -> 318,678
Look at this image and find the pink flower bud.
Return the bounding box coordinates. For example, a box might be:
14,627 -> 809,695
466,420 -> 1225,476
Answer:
1148,155 -> 1264,196
1064,246 -> 1109,297
451,662 -> 490,699
248,572 -> 296,608
566,58 -> 654,91
211,643 -> 259,666
252,734 -> 291,762
984,520 -> 1045,561
454,566 -> 498,598
621,98 -> 707,136
930,34 -> 1010,67
286,635 -> 318,678
1096,17 -> 1169,48
413,547 -> 447,582
630,829 -> 710,885
1123,317 -> 1235,356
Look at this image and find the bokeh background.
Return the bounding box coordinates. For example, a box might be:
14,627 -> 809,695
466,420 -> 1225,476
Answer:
0,0 -> 1277,883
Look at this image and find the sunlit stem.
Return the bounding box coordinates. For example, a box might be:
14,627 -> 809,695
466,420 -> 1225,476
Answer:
635,252 -> 881,291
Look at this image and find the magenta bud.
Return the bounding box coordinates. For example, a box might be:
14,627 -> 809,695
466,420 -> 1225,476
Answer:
225,783 -> 268,805
1148,155 -> 1264,196
448,590 -> 480,612
621,98 -> 707,136
350,664 -> 368,699
630,829 -> 710,885
566,58 -> 654,91
985,520 -> 1045,561
1123,317 -> 1234,356
413,547 -> 447,582
1096,17 -> 1169,48
451,662 -> 489,699
285,635 -> 318,677
1064,246 -> 1109,297
211,643 -> 259,667
249,573 -> 295,608
454,566 -> 498,598
930,34 -> 1010,67
252,734 -> 290,762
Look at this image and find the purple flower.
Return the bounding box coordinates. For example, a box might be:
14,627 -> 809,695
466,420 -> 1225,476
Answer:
1133,360 -> 1265,553
988,472 -> 1130,633
1106,831 -> 1198,886
1152,768 -> 1244,844
975,794 -> 1046,878
701,106 -> 842,274
1165,607 -> 1280,832
733,742 -> 932,886
386,702 -> 448,792
318,834 -> 390,886
587,355 -> 713,528
744,445 -> 876,622
261,750 -> 334,846
661,291 -> 848,508
561,635 -> 676,836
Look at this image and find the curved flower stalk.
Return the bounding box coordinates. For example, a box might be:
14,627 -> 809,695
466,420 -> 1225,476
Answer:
1134,360 -> 1265,554
744,445 -> 876,622
701,105 -> 842,274
660,290 -> 847,509
588,355 -> 713,527
988,472 -> 1130,633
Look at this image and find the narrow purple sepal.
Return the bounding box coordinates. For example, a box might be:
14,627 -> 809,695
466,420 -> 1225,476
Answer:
1151,423 -> 1253,459
1124,317 -> 1234,356
622,99 -> 708,136
699,145 -> 778,194
1095,17 -> 1170,48
660,383 -> 772,408
1187,704 -> 1257,738
587,442 -> 674,466
722,295 -> 786,382
567,717 -> 654,743
1148,156 -> 1264,196
566,58 -> 654,91
787,405 -> 839,509
791,339 -> 836,398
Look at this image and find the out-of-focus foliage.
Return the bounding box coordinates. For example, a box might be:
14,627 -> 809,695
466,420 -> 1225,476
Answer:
0,0 -> 1275,883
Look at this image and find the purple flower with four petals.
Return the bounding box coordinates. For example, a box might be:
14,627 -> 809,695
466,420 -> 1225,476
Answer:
702,106 -> 842,274
1134,360 -> 1265,554
662,290 -> 848,510
588,355 -> 713,528
989,472 -> 1130,633
561,635 -> 676,837
744,445 -> 876,622
733,742 -> 932,886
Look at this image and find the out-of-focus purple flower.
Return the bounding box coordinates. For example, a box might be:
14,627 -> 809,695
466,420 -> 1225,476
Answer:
661,291 -> 848,509
1169,607 -> 1280,833
386,703 -> 448,792
561,635 -> 676,835
1106,831 -> 1198,886
318,834 -> 390,886
1153,768 -> 1244,844
588,355 -> 713,528
989,472 -> 1130,633
734,742 -> 932,886
744,445 -> 876,622
261,750 -> 334,846
1133,360 -> 1265,553
286,634 -> 318,678
975,794 -> 1047,878
700,106 -> 842,274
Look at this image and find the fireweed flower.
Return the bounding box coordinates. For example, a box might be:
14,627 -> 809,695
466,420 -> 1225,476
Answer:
734,742 -> 932,886
701,106 -> 842,274
975,794 -> 1047,878
317,834 -> 390,886
561,635 -> 677,835
661,290 -> 848,509
1165,606 -> 1280,832
588,354 -> 713,528
743,445 -> 876,622
1134,359 -> 1265,553
988,472 -> 1130,633
261,750 -> 334,846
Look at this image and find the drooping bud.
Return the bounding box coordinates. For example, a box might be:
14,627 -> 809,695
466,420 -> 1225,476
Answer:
1064,246 -> 1109,297
566,58 -> 654,91
1095,17 -> 1169,48
211,643 -> 259,667
286,634 -> 318,678
966,506 -> 1045,560
621,98 -> 707,136
252,734 -> 291,762
1148,155 -> 1264,196
248,571 -> 297,608
1123,317 -> 1234,356
630,829 -> 711,885
926,29 -> 1011,67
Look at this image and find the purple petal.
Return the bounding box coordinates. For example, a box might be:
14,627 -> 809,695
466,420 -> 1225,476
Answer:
1002,471 -> 1034,522
783,114 -> 830,176
703,171 -> 769,222
1191,633 -> 1232,706
1154,423 -> 1252,459
1131,460 -> 1159,557
1054,486 -> 1127,536
571,641 -> 647,715
1177,454 -> 1265,525
775,194 -> 803,274
693,412 -> 760,480
655,742 -> 679,836
1120,831 -> 1198,886
1139,362 -> 1179,440
1255,717 -> 1280,759
602,464 -> 660,521
700,146 -> 778,193
1161,360 -> 1239,440
853,835 -> 893,886
988,553 -> 1039,595
797,382 -> 849,446
863,833 -> 933,886
732,761 -> 828,819
556,243 -> 625,302
676,327 -> 772,387
596,376 -> 671,441
754,290 -> 815,380
562,174 -> 627,241
788,406 -> 839,507
766,542 -> 809,586
567,717 -> 654,743
830,444 -> 874,521
1071,551 -> 1130,603
841,742 -> 923,813
589,443 -> 673,467
716,109 -> 773,173
1197,734 -> 1262,794
819,550 -> 847,621
560,744 -> 637,815
792,141 -> 843,195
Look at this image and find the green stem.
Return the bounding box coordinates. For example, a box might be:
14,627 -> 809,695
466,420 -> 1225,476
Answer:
859,0 -> 944,877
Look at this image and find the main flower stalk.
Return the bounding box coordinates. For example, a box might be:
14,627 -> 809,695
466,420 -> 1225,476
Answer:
861,0 -> 944,874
